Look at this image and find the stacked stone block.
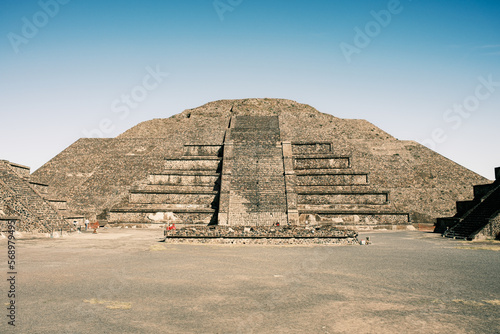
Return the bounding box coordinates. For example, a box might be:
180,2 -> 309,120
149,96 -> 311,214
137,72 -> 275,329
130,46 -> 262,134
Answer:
291,144 -> 410,228
108,145 -> 222,225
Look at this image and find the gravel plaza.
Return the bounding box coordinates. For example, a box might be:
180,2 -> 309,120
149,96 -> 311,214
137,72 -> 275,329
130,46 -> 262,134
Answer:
1,229 -> 499,333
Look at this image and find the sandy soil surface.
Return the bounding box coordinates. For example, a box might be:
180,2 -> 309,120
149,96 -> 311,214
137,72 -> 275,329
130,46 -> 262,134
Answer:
0,229 -> 499,334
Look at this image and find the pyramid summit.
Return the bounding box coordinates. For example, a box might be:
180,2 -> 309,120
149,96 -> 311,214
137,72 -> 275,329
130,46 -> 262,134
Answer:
30,98 -> 487,230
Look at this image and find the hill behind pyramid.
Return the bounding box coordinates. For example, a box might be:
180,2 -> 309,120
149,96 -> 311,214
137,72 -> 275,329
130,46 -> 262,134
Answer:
32,98 -> 488,228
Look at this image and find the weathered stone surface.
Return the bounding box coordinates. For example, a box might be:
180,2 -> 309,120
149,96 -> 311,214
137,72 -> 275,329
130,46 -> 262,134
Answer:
476,213 -> 500,240
0,160 -> 72,233
31,99 -> 488,228
223,116 -> 288,226
165,225 -> 356,238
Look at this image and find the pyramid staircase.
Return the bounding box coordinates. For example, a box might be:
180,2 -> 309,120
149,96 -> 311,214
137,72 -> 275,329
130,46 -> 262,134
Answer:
109,116 -> 410,229
439,167 -> 500,240
218,116 -> 288,226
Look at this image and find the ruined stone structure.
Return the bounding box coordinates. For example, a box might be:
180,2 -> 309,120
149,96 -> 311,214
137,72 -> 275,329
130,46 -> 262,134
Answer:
163,225 -> 358,245
32,99 -> 488,230
0,160 -> 72,233
436,167 -> 500,240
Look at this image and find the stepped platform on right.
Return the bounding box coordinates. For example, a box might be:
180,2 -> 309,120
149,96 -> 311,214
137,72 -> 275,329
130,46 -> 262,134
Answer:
436,167 -> 500,240
290,142 -> 410,229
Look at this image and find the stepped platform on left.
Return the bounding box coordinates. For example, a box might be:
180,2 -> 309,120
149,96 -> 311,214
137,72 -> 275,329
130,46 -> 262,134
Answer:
108,145 -> 222,225
0,160 -> 74,233
436,167 -> 500,240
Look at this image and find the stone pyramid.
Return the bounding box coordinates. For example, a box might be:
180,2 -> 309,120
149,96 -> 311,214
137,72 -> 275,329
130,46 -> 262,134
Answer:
32,99 -> 488,229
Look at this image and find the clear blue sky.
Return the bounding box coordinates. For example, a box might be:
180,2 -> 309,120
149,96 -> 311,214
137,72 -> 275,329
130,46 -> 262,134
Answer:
1,0 -> 499,178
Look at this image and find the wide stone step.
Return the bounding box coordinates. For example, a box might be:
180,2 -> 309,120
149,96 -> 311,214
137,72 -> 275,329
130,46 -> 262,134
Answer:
291,143 -> 334,155
108,207 -> 216,224
298,192 -> 389,205
293,156 -> 351,170
136,185 -> 217,192
183,145 -> 222,157
296,173 -> 369,186
148,173 -> 219,186
164,158 -> 221,170
110,205 -> 216,213
295,185 -> 373,193
299,212 -> 410,226
166,156 -> 221,160
158,170 -> 220,176
129,192 -> 217,205
131,189 -> 218,195
294,169 -> 366,175
298,204 -> 392,211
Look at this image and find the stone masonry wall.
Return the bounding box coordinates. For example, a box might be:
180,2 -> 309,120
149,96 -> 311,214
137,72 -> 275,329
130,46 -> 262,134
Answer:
474,213 -> 500,240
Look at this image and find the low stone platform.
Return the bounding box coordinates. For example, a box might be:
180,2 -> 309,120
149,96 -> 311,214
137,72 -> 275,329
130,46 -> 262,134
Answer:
163,225 -> 358,244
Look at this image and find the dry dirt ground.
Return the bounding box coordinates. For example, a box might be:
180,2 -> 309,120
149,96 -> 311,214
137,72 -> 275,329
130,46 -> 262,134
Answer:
1,228 -> 499,334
